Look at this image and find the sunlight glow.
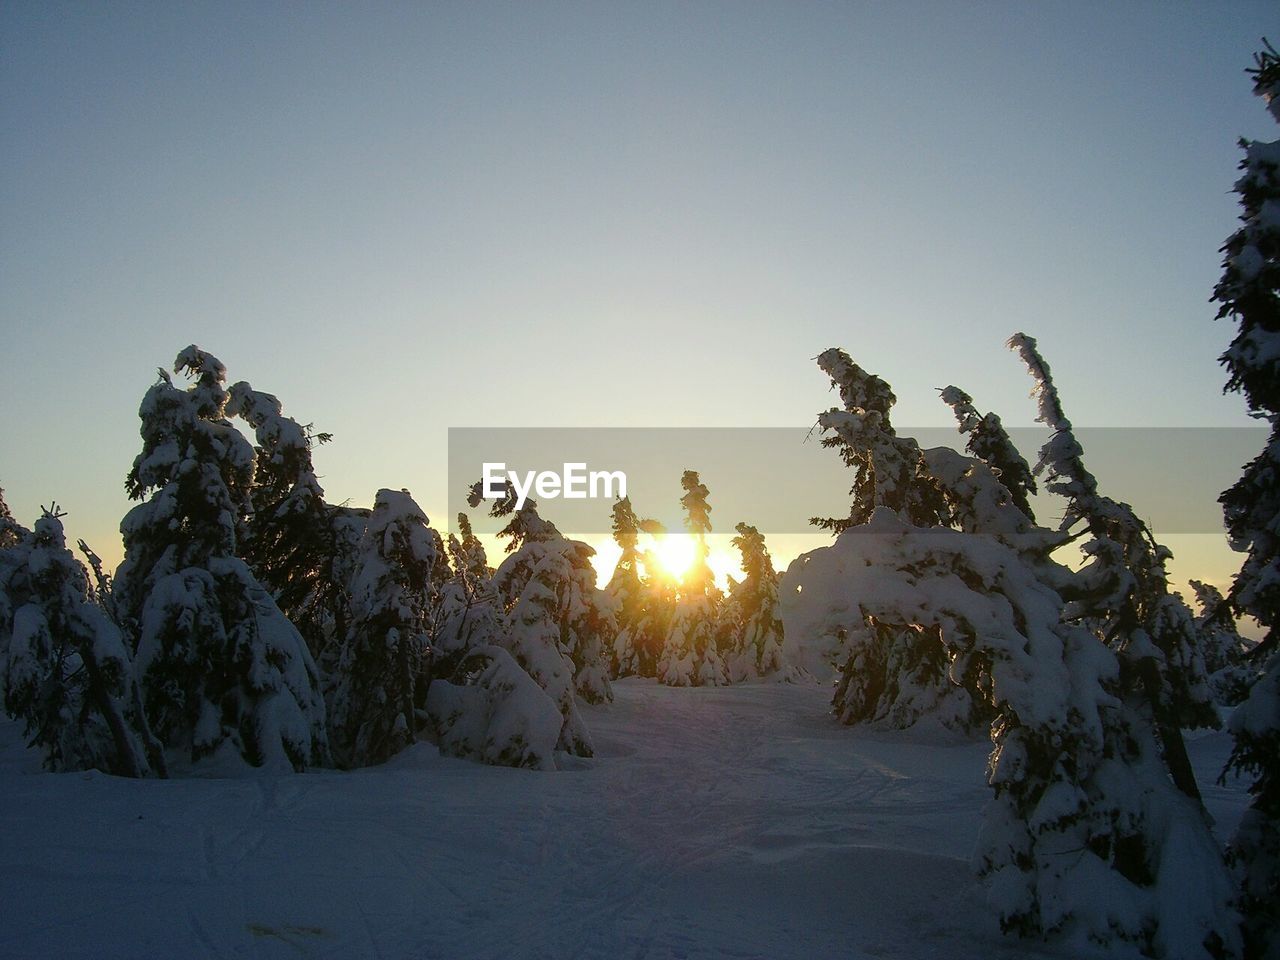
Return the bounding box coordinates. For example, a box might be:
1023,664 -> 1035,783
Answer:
648,534 -> 698,582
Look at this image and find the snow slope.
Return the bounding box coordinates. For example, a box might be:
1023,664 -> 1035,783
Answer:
0,681 -> 1248,960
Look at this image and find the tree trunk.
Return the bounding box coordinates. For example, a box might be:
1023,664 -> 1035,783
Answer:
131,678 -> 169,778
80,652 -> 145,779
1139,659 -> 1203,806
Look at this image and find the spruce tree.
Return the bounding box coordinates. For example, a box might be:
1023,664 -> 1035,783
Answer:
0,509 -> 151,776
559,537 -> 616,705
1189,580 -> 1253,706
425,642 -> 564,769
1213,40 -> 1280,958
658,471 -> 726,686
783,500 -> 1239,957
608,497 -> 647,678
493,504 -> 595,756
449,512 -> 493,587
473,489 -> 612,755
810,348 -> 947,533
939,385 -> 1038,520
0,486 -> 21,550
723,523 -> 787,680
426,509 -> 577,770
433,512 -> 501,674
226,380 -> 350,672
0,504 -> 29,673
114,347 -> 328,772
608,497 -> 667,678
1009,333 -> 1217,804
476,480 -> 616,703
330,488 -> 436,768
810,351 -> 985,730
637,540 -> 677,677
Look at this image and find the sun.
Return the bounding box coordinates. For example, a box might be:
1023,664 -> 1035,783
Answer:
647,534 -> 698,582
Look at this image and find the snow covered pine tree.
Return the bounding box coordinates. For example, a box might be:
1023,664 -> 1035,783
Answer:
0,486 -> 21,549
226,379 -> 350,672
939,385 -> 1038,521
1189,580 -> 1254,706
0,507 -> 153,776
781,343 -> 1240,957
1213,40 -> 1280,960
428,483 -> 613,765
489,500 -> 602,755
114,347 -> 328,773
426,510 -> 568,771
803,349 -> 987,731
329,488 -> 435,768
1009,333 -> 1219,803
432,512 -> 501,675
722,522 -> 787,681
607,497 -> 667,678
657,470 -> 727,686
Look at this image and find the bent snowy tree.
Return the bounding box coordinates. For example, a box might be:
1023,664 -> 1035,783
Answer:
804,349 -> 989,732
114,347 -> 328,772
782,507 -> 1238,957
781,343 -> 1239,958
1009,333 -> 1218,805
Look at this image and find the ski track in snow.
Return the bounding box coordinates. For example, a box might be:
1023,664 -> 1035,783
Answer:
0,681 -> 1248,960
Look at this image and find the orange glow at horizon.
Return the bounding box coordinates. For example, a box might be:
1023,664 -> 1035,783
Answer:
581,533 -> 749,593
646,534 -> 698,583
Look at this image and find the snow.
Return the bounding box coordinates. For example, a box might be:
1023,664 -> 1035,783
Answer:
427,644 -> 563,770
0,680 -> 1251,959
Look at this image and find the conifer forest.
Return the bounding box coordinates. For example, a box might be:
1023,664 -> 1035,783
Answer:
1,8 -> 1277,960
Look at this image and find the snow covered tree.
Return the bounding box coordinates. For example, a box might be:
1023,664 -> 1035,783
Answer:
1189,580 -> 1254,706
427,510 -> 579,770
608,497 -> 667,678
658,471 -> 727,686
1216,40 -> 1280,421
638,543 -> 678,677
0,506 -> 30,652
1213,41 -> 1280,959
114,347 -> 328,772
476,481 -> 616,705
922,445 -> 1068,580
939,385 -> 1038,521
0,490 -> 28,626
608,497 -> 646,677
1009,333 -> 1217,803
0,509 -> 153,776
432,512 -> 501,674
722,523 -> 787,681
463,483 -> 612,753
448,512 -> 493,586
806,352 -> 987,730
492,506 -> 595,756
781,508 -> 1240,958
1222,659 -> 1279,960
810,348 -> 947,533
425,643 -> 564,769
559,536 -> 616,704
226,380 -> 351,672
329,488 -> 435,768
0,486 -> 21,550
437,485 -> 613,761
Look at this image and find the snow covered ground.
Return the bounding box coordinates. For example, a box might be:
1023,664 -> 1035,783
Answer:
0,680 -> 1249,960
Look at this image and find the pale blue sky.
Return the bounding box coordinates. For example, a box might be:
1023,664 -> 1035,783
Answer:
1,1 -> 1276,585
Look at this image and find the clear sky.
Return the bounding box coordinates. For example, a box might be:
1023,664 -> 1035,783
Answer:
1,2 -> 1276,593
